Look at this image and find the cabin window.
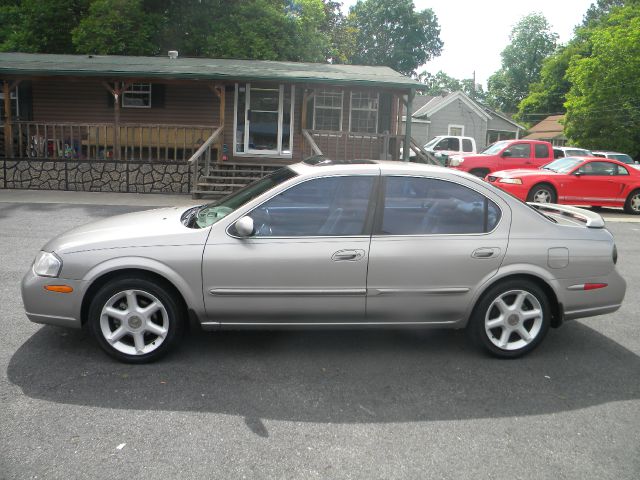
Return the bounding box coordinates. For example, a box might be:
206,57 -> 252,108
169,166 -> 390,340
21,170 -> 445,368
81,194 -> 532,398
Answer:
313,90 -> 343,131
350,92 -> 378,133
122,83 -> 152,108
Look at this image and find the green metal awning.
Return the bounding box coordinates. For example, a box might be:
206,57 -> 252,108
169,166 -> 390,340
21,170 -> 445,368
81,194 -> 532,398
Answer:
0,52 -> 419,89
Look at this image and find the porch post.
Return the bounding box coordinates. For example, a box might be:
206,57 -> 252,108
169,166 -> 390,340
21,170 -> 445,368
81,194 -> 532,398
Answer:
3,81 -> 13,158
114,87 -> 121,161
102,81 -> 126,161
217,85 -> 225,163
403,89 -> 415,162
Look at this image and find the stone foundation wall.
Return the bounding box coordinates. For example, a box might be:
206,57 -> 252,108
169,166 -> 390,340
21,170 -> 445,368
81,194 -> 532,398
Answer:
1,159 -> 191,194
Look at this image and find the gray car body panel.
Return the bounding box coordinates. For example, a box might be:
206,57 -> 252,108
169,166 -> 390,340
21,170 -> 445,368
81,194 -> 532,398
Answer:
22,161 -> 626,331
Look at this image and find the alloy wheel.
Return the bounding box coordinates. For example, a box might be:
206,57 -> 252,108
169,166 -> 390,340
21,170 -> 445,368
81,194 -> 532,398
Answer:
99,289 -> 169,356
484,289 -> 544,351
533,189 -> 552,203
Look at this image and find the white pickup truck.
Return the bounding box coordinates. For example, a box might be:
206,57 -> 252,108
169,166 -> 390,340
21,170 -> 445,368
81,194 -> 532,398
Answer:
424,135 -> 477,161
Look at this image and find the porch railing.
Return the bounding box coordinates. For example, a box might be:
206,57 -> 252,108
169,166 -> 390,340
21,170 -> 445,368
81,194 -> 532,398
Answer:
1,121 -> 218,162
301,129 -> 441,165
187,126 -> 224,193
302,129 -> 405,161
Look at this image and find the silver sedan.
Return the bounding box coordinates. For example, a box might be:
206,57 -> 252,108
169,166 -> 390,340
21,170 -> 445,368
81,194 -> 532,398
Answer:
22,159 -> 626,362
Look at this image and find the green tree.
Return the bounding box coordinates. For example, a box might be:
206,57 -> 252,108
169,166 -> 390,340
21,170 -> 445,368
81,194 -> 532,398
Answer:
72,0 -> 159,55
487,13 -> 558,112
347,0 -> 443,75
564,6 -> 640,156
516,44 -> 580,124
0,0 -> 89,53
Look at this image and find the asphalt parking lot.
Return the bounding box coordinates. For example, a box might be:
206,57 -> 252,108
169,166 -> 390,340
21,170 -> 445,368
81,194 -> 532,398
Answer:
1,198 -> 639,480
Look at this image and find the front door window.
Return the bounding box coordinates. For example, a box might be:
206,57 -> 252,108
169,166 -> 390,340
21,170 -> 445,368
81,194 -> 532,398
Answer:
234,83 -> 294,157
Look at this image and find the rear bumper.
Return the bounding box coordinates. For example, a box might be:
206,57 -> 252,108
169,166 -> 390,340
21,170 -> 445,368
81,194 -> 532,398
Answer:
556,269 -> 626,322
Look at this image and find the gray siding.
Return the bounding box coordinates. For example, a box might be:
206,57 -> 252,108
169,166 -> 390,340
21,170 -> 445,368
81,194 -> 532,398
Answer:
427,99 -> 487,150
403,121 -> 429,145
487,114 -> 519,135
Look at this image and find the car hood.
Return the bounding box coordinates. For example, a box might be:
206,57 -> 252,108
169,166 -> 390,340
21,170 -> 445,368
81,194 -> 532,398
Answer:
44,206 -> 209,254
491,168 -> 560,178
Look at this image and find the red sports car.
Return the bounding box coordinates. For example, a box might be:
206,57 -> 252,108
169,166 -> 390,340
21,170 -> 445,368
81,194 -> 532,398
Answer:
486,156 -> 640,214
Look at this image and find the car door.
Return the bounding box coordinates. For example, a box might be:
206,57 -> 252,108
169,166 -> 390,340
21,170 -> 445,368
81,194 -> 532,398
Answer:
501,142 -> 532,170
366,174 -> 510,324
561,161 -> 628,205
202,173 -> 377,325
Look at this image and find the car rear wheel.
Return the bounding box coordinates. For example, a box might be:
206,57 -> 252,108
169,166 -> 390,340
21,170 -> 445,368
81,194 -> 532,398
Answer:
527,184 -> 556,203
624,190 -> 640,215
470,168 -> 490,178
88,277 -> 185,363
468,280 -> 551,358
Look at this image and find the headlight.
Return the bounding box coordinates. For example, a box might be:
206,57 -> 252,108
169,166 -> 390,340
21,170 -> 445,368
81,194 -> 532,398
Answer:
498,178 -> 523,185
449,156 -> 464,166
33,251 -> 62,277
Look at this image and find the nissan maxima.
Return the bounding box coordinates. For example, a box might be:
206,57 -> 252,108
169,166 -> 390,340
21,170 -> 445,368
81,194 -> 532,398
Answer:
22,158 -> 626,362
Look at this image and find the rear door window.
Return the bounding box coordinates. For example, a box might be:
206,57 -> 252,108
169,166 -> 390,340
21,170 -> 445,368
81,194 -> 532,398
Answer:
462,138 -> 473,152
535,144 -> 549,158
380,176 -> 501,235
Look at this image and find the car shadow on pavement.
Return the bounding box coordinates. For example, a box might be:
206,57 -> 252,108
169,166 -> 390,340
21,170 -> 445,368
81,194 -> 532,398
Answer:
7,322 -> 640,426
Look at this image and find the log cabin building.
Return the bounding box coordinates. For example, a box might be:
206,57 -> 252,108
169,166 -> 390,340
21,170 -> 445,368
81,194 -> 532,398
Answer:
0,52 -> 429,196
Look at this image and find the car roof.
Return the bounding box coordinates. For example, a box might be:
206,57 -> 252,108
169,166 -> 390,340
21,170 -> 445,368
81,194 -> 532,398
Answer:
290,158 -> 463,177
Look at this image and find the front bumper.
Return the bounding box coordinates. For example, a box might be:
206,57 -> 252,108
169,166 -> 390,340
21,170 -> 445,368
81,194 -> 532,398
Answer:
21,268 -> 86,328
486,179 -> 529,201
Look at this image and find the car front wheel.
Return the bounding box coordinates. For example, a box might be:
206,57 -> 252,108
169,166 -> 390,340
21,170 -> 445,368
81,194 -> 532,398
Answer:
468,280 -> 551,358
527,184 -> 556,203
88,277 -> 185,363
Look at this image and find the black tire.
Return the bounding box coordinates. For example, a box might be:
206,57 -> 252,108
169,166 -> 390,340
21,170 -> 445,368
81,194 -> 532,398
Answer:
88,276 -> 185,363
467,279 -> 551,358
526,184 -> 556,203
624,189 -> 640,215
470,168 -> 490,179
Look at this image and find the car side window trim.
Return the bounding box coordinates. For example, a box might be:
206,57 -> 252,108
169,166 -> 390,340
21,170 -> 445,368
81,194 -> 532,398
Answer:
225,173 -> 380,239
372,175 -> 504,237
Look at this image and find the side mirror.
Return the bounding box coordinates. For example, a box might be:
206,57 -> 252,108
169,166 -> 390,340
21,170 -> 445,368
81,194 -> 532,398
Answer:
501,150 -> 512,158
574,171 -> 582,177
234,216 -> 254,237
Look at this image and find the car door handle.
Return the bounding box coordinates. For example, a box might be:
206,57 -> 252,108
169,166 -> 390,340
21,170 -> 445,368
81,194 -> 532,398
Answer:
332,249 -> 365,261
472,247 -> 500,259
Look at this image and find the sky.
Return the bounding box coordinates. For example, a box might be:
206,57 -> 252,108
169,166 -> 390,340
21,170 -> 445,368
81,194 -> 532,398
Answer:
341,0 -> 596,86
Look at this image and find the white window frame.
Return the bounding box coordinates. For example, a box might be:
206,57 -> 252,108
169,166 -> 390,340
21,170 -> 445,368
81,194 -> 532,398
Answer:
233,83 -> 295,158
0,86 -> 19,118
349,91 -> 379,134
122,83 -> 152,108
313,89 -> 343,132
448,124 -> 465,136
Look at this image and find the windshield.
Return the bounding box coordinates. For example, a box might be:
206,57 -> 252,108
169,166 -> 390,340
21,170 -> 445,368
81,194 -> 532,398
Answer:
194,167 -> 297,228
541,157 -> 584,173
611,154 -> 633,164
481,141 -> 509,155
423,137 -> 442,149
